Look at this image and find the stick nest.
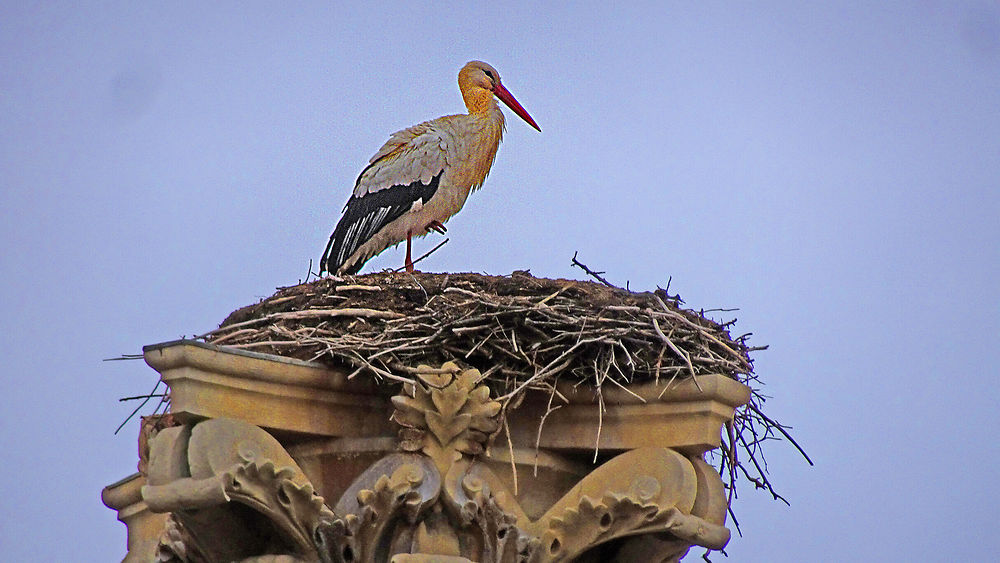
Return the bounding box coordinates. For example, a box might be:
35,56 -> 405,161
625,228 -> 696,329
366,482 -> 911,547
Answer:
206,271 -> 755,388
197,270 -> 801,523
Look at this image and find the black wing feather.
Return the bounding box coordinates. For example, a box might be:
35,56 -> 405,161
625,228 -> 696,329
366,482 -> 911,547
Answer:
320,172 -> 442,275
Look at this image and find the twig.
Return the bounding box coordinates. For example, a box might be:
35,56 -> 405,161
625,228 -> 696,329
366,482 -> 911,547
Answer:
408,272 -> 429,302
103,354 -> 144,361
394,237 -> 450,272
747,403 -> 813,466
346,352 -> 415,385
275,308 -> 405,321
570,251 -> 616,288
198,307 -> 405,339
115,379 -> 162,435
496,337 -> 605,401
223,340 -> 301,349
336,284 -> 382,292
533,384 -> 563,477
119,393 -> 168,402
735,429 -> 790,506
727,502 -> 742,537
650,314 -> 699,386
504,415 -> 518,496
600,369 -> 647,402
593,382 -> 605,464
537,282 -> 576,306
658,276 -> 683,304
653,295 -> 747,366
211,328 -> 260,346
464,330 -> 494,358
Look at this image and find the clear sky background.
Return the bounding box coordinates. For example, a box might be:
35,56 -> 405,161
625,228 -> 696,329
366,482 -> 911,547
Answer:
1,2 -> 997,561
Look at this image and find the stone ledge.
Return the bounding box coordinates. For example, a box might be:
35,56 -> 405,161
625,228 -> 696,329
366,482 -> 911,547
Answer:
101,473 -> 167,563
144,340 -> 395,438
143,340 -> 749,456
511,374 -> 751,455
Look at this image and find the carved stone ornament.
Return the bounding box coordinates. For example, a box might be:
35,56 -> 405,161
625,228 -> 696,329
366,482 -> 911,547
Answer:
141,418 -> 337,562
103,346 -> 752,563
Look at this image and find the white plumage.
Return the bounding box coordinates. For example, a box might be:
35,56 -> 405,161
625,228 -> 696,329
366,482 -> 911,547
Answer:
320,61 -> 539,276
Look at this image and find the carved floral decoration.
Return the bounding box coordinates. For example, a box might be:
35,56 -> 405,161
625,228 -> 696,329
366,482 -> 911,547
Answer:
142,362 -> 730,562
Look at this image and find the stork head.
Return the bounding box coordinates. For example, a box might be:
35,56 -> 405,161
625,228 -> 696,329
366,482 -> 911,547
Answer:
459,61 -> 541,132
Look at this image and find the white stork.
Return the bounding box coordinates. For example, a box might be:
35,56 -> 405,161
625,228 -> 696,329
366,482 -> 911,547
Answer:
320,60 -> 540,276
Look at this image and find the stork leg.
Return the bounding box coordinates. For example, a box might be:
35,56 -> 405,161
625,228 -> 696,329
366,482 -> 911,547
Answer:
404,230 -> 414,273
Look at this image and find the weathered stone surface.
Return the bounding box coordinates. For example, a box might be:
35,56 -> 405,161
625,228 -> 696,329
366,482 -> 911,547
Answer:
102,473 -> 168,563
103,341 -> 749,562
507,374 -> 751,456
143,340 -> 394,439
141,417 -> 336,562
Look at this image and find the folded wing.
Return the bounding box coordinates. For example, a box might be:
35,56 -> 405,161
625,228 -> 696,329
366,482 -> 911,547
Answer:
321,122 -> 452,275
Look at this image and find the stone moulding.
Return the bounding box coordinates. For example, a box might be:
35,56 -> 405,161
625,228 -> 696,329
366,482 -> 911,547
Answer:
142,340 -> 394,438
508,374 -> 750,457
102,472 -> 168,563
103,340 -> 750,562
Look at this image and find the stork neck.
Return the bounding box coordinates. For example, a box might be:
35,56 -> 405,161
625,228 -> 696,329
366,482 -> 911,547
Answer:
454,94 -> 505,192
463,88 -> 500,120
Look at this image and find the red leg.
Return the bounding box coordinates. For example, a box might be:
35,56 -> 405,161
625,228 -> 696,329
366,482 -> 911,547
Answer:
404,230 -> 414,273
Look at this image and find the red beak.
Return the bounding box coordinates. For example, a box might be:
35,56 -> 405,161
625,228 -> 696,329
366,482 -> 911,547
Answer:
493,82 -> 541,132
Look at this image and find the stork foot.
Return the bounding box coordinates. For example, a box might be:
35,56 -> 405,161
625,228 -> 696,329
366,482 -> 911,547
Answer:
425,220 -> 447,234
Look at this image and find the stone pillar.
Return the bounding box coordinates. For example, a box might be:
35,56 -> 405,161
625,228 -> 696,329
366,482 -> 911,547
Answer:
103,340 -> 749,562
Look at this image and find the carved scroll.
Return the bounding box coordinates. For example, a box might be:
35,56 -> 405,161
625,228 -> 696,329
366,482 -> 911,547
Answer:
524,447 -> 729,561
142,418 -> 336,563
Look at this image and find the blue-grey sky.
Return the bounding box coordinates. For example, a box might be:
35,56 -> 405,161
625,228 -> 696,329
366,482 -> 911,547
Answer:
1,2 -> 997,561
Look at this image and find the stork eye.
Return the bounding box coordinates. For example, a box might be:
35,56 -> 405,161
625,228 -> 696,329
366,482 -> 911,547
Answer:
483,69 -> 495,82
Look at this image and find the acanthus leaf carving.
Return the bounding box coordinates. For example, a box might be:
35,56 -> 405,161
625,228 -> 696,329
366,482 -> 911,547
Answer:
429,458 -> 536,563
136,360 -> 735,563
536,492 -> 666,561
224,459 -> 334,559
536,492 -> 729,562
154,513 -> 207,563
457,472 -> 538,563
390,362 -> 501,474
329,454 -> 441,563
510,447 -> 730,561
